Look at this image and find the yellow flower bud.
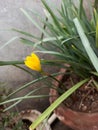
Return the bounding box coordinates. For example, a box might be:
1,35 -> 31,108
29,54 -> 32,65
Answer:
24,53 -> 42,72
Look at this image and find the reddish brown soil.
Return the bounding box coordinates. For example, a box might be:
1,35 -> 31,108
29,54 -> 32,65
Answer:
60,73 -> 98,113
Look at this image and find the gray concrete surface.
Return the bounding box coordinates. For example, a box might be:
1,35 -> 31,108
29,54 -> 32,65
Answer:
0,0 -> 62,87
0,0 -> 43,85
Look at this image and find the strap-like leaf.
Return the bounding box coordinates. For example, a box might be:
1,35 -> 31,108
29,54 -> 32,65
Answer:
30,78 -> 89,130
74,18 -> 98,72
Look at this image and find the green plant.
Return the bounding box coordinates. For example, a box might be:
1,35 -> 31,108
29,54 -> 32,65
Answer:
0,111 -> 28,130
1,0 -> 98,130
0,86 -> 27,130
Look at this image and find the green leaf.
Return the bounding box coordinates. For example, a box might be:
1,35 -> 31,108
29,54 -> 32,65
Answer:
20,38 -> 34,46
3,86 -> 49,111
41,0 -> 64,33
30,78 -> 89,130
91,71 -> 98,76
96,21 -> 98,48
0,61 -> 24,66
78,0 -> 83,19
94,0 -> 98,10
20,8 -> 49,37
0,95 -> 49,105
12,28 -> 39,39
6,72 -> 64,99
92,79 -> 98,89
73,18 -> 98,72
0,36 -> 18,50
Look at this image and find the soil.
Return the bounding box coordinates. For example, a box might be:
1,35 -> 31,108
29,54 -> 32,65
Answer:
59,73 -> 98,113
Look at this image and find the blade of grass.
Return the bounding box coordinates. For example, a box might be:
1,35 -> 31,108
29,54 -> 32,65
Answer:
20,38 -> 35,46
33,36 -> 63,50
92,79 -> 98,89
96,21 -> 98,48
34,50 -> 73,60
0,61 -> 24,66
6,72 -> 64,99
3,86 -> 49,111
13,64 -> 33,76
0,95 -> 50,105
41,0 -> 64,33
73,18 -> 98,72
78,0 -> 83,19
0,36 -> 18,50
91,71 -> 98,76
12,28 -> 40,40
20,8 -> 49,37
30,78 -> 89,130
94,0 -> 98,10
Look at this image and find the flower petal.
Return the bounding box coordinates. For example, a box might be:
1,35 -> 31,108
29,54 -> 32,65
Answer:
24,53 -> 42,72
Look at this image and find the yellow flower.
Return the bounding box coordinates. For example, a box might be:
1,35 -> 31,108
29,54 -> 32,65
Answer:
24,53 -> 42,72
